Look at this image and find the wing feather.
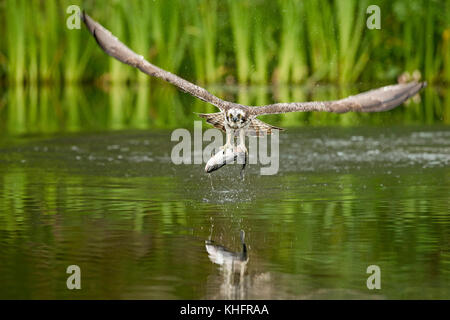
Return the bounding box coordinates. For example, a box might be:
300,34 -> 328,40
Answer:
247,119 -> 283,136
249,82 -> 427,116
82,12 -> 426,120
82,12 -> 228,111
197,112 -> 226,132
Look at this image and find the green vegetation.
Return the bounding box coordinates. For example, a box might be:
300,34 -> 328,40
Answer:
0,0 -> 448,134
0,84 -> 448,136
1,0 -> 449,85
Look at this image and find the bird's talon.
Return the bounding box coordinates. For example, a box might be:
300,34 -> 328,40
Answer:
220,143 -> 232,154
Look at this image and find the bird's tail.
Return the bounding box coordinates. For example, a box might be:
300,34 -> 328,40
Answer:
197,112 -> 284,136
247,118 -> 284,136
197,112 -> 226,132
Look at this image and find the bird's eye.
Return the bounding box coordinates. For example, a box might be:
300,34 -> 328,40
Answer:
238,114 -> 241,119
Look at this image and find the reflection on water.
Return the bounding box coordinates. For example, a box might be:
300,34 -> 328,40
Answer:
0,85 -> 449,299
205,230 -> 248,299
0,84 -> 449,136
0,125 -> 448,299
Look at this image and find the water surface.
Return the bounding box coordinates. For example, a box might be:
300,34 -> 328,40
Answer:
1,125 -> 449,299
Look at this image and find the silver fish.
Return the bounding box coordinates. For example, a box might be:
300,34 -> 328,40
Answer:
205,147 -> 247,174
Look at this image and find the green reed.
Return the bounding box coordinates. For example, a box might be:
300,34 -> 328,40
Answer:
250,3 -> 276,84
185,0 -> 220,84
107,3 -> 133,83
444,2 -> 450,82
1,0 -> 449,85
275,0 -> 308,83
63,0 -> 94,83
5,0 -> 26,85
228,0 -> 252,84
37,0 -> 61,83
121,1 -> 151,83
251,16 -> 270,84
303,0 -> 337,82
335,0 -> 369,84
149,0 -> 187,74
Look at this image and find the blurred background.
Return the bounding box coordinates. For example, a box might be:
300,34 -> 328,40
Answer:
0,0 -> 449,135
2,0 -> 450,85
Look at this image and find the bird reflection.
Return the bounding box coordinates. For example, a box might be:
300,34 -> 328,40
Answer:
205,230 -> 249,299
204,230 -> 385,299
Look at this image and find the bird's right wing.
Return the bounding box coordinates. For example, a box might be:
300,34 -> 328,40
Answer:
249,82 -> 426,116
82,12 -> 228,111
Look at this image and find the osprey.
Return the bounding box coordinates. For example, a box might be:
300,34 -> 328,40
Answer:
82,13 -> 426,160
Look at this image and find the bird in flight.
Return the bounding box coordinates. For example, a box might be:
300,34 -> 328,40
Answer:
82,12 -> 426,161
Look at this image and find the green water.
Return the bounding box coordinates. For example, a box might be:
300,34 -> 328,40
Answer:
0,85 -> 449,299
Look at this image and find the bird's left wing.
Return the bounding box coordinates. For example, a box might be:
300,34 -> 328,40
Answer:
82,12 -> 229,111
248,82 -> 426,116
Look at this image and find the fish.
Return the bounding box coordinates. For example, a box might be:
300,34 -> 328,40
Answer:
205,146 -> 247,174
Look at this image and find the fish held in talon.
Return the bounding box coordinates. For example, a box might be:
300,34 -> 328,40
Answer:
205,147 -> 246,173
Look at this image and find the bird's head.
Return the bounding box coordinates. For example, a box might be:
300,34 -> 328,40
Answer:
226,108 -> 247,129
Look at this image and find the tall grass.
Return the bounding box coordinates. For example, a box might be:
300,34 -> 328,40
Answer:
0,0 -> 448,85
37,0 -> 61,83
443,1 -> 450,82
5,0 -> 26,85
335,0 -> 370,84
303,0 -> 337,82
123,1 -> 152,83
444,29 -> 450,83
251,13 -> 272,84
63,0 -> 93,83
185,0 -> 220,84
275,0 -> 308,83
149,0 -> 186,74
228,0 -> 251,84
107,3 -> 133,83
394,1 -> 424,76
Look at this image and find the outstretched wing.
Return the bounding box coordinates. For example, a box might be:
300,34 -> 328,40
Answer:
82,12 -> 228,111
248,82 -> 426,116
83,12 -> 426,119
